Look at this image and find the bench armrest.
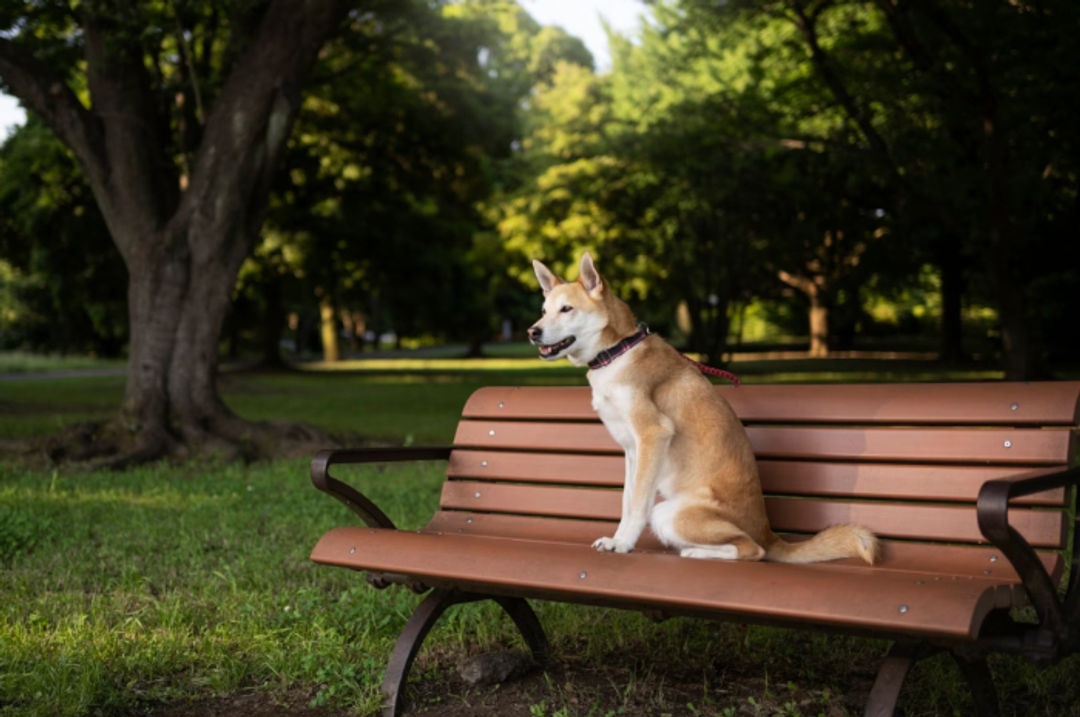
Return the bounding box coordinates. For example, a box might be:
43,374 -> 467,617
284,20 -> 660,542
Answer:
311,447 -> 453,529
977,465 -> 1080,642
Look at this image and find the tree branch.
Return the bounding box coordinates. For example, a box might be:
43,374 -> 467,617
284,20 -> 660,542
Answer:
777,269 -> 819,296
785,1 -> 899,174
178,0 -> 349,258
83,12 -> 178,235
0,37 -> 106,192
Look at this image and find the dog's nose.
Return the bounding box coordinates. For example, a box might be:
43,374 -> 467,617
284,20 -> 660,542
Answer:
528,325 -> 543,342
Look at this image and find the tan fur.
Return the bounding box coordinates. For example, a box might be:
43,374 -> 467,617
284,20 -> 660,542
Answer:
529,254 -> 879,564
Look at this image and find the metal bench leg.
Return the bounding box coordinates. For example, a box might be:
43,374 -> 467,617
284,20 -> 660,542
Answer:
381,589 -> 463,717
494,596 -> 549,665
864,643 -> 923,717
381,590 -> 549,716
951,651 -> 1000,717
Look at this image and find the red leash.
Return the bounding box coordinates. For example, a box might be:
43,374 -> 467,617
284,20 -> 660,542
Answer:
680,353 -> 740,387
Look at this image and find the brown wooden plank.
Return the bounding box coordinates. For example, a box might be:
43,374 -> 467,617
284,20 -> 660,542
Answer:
454,420 -> 616,453
757,461 -> 1067,506
462,382 -> 1080,425
748,426 -> 1071,465
438,482 -> 1066,548
446,450 -> 1067,506
447,450 -> 624,486
310,527 -> 1026,639
442,480 -> 619,521
424,511 -> 1064,582
453,421 -> 1073,465
764,497 -> 1065,549
728,383 -> 1080,426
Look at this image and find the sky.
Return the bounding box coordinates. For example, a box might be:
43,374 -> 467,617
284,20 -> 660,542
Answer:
523,0 -> 646,71
0,92 -> 21,141
0,1 -> 646,141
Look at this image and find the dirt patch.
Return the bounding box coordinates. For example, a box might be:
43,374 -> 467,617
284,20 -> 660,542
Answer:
401,652 -> 869,717
139,688 -> 350,717
128,649 -> 869,717
135,666 -> 862,717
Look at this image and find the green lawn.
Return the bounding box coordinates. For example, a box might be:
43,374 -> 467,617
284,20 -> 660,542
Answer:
0,352 -> 124,375
2,363 -> 1078,716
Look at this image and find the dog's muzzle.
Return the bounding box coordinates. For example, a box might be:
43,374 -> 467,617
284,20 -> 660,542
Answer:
529,326 -> 576,360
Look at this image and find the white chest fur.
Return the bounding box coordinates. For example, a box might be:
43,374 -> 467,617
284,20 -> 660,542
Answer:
587,362 -> 637,452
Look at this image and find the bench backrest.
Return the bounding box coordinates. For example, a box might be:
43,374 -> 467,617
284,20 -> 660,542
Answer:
428,382 -> 1079,576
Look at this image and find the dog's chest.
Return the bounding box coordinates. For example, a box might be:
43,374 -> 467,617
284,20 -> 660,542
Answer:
588,372 -> 636,451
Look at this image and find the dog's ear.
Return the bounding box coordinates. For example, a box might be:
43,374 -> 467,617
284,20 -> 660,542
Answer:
532,259 -> 563,295
579,252 -> 604,298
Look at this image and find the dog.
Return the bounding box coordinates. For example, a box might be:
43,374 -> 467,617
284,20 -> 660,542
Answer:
529,253 -> 878,563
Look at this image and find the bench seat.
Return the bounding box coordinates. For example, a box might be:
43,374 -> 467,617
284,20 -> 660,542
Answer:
312,526 -> 1026,640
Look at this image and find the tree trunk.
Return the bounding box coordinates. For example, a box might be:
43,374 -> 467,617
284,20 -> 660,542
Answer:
808,292 -> 829,358
261,274 -> 287,368
108,218 -> 327,466
938,240 -> 965,364
349,311 -> 367,352
319,296 -> 340,362
703,299 -> 732,364
983,106 -> 1039,379
778,270 -> 829,358
167,225 -> 253,447
684,294 -> 707,356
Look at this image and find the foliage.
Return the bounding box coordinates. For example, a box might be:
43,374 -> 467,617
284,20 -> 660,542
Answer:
226,1 -> 597,359
485,0 -> 1079,368
674,0 -> 1080,370
0,120 -> 126,355
2,0 -> 1079,377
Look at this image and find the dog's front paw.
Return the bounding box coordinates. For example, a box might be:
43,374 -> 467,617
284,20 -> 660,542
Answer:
592,536 -> 633,553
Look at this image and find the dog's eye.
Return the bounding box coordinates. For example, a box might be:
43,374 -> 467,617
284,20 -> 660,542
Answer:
560,305 -> 573,313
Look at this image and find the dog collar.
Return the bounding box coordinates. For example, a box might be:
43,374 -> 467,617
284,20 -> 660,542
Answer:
588,323 -> 651,370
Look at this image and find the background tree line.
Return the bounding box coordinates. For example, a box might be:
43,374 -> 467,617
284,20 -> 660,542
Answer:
1,0 -> 1077,456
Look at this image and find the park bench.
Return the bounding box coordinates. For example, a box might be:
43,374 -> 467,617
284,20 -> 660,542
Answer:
309,381 -> 1080,716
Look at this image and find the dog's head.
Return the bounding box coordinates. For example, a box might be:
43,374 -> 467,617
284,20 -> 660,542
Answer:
528,253 -> 614,366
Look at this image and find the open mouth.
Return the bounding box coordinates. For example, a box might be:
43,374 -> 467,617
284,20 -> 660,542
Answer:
537,336 -> 576,360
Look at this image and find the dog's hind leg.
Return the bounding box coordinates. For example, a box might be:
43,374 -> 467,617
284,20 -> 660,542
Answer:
651,500 -> 765,561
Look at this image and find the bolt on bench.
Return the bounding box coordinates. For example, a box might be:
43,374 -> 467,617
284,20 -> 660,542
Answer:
310,382 -> 1080,716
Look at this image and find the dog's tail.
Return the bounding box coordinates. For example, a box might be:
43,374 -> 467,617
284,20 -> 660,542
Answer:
764,524 -> 879,565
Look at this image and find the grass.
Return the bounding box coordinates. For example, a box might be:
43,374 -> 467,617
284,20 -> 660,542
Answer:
0,457 -> 442,716
0,351 -> 123,374
2,359 -> 1079,716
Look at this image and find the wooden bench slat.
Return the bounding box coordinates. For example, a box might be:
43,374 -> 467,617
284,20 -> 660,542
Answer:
454,421 -> 1073,465
757,461 -> 1067,506
764,497 -> 1065,548
310,527 -> 1025,639
463,383 -> 1080,425
424,511 -> 1064,582
447,450 -> 1067,506
439,481 -> 1067,548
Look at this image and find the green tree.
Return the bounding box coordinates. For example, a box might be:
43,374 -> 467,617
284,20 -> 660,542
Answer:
264,2 -> 519,359
608,1 -> 900,358
0,0 -> 356,463
0,118 -> 126,355
685,0 -> 1080,376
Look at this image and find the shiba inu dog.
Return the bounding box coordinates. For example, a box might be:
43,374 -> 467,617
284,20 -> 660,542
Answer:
529,253 -> 878,563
